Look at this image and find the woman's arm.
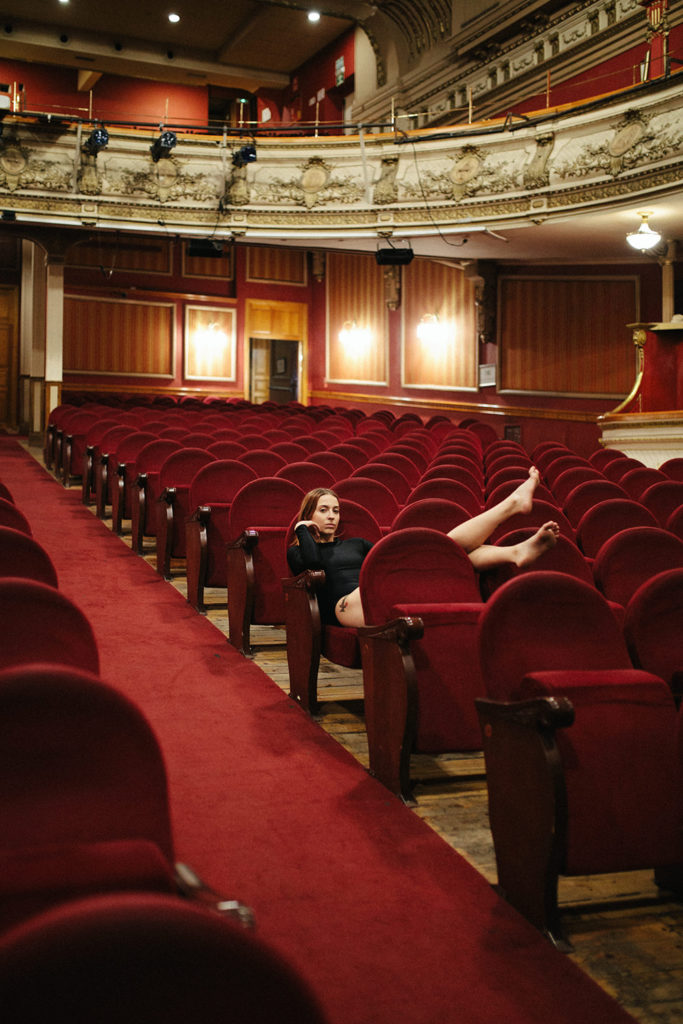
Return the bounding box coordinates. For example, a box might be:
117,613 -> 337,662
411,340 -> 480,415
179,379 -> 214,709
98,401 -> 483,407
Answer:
287,523 -> 324,575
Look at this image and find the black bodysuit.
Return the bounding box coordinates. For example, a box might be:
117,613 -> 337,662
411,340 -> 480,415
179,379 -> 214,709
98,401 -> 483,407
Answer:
287,525 -> 373,625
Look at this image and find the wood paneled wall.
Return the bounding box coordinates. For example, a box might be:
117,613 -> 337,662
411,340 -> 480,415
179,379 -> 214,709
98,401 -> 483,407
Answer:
64,296 -> 174,377
402,258 -> 477,390
499,276 -> 638,396
326,251 -> 387,384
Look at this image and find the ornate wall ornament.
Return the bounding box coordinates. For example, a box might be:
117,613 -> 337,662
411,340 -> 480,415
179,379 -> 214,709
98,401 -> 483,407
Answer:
449,147 -> 482,200
523,134 -> 555,189
78,153 -> 101,196
0,139 -> 30,191
251,157 -> 364,208
228,164 -> 250,206
300,157 -> 331,207
608,110 -> 648,173
383,264 -> 401,311
374,157 -> 399,205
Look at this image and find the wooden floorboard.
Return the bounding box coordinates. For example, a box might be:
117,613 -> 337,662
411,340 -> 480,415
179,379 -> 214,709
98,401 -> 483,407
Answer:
44,459 -> 683,1024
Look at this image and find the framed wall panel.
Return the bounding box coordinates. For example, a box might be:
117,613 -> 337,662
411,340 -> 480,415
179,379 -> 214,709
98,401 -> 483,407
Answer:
246,247 -> 307,285
499,276 -> 638,397
326,251 -> 387,385
64,295 -> 174,377
182,242 -> 235,280
67,237 -> 172,275
184,304 -> 236,381
402,258 -> 478,390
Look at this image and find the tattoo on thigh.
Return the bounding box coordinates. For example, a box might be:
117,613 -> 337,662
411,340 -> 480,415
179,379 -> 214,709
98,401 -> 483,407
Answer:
339,597 -> 348,612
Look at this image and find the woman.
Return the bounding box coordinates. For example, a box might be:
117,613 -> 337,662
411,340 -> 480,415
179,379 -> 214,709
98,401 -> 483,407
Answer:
287,467 -> 559,629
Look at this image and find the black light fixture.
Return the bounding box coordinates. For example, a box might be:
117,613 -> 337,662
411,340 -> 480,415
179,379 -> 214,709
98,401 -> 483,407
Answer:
82,125 -> 109,156
232,141 -> 257,168
150,130 -> 177,163
375,244 -> 414,266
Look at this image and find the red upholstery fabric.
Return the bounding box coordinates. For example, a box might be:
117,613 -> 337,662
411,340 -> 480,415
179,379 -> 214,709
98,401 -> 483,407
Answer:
0,527 -> 58,587
575,498 -> 658,558
485,480 -> 556,508
306,451 -> 354,480
488,499 -> 575,544
640,480 -> 683,527
238,449 -> 287,477
185,460 -> 258,593
478,572 -> 631,701
390,498 -> 470,535
588,448 -> 625,470
206,440 -> 248,459
660,457 -> 683,482
407,477 -> 482,516
0,481 -> 14,503
155,448 -> 216,565
360,528 -> 484,751
484,453 -> 531,477
0,497 -> 32,536
0,581 -> 99,674
666,503 -> 683,541
562,478 -> 629,527
624,568 -> 683,689
130,439 -> 182,539
422,464 -> 485,497
334,478 -> 401,530
550,466 -> 604,505
0,892 -> 327,1023
276,461 -> 335,491
352,464 -> 412,505
108,431 -> 158,527
517,672 -> 683,874
484,466 -> 530,495
542,455 -> 592,488
619,466 -> 667,500
602,456 -> 645,482
370,451 -> 422,485
328,443 -> 368,470
592,526 -> 683,606
271,441 -> 309,462
478,531 -> 593,599
229,478 -> 304,624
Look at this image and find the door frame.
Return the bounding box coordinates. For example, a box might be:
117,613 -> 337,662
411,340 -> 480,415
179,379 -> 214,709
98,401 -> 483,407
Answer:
243,298 -> 308,404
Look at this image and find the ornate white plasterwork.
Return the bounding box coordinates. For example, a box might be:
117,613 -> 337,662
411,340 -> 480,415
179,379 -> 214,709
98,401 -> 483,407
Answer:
1,77 -> 681,241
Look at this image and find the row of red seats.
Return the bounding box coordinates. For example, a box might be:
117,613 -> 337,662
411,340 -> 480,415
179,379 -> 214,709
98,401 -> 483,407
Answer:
0,467 -> 326,1022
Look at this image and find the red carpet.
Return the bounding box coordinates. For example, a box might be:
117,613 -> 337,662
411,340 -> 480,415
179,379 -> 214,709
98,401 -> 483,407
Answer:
0,437 -> 637,1024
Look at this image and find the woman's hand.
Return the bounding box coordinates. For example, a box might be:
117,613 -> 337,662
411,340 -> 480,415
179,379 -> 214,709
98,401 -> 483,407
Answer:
294,519 -> 321,539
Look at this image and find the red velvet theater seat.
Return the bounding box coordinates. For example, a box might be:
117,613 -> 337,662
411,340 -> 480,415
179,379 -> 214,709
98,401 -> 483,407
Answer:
334,477 -> 401,533
562,478 -> 629,528
358,527 -> 486,799
0,527 -> 59,588
624,567 -> 683,697
575,498 -> 657,559
107,431 -> 158,535
154,447 -> 216,578
0,497 -> 32,537
0,892 -> 327,1024
478,530 -> 593,600
226,477 -> 304,655
475,571 -> 683,947
128,439 -> 182,554
283,500 -> 382,714
0,665 -> 252,937
592,526 -> 683,607
185,460 -> 257,612
0,579 -> 99,675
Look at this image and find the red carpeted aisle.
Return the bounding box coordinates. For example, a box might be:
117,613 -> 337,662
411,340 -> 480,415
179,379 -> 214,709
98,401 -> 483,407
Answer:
0,438 -> 637,1024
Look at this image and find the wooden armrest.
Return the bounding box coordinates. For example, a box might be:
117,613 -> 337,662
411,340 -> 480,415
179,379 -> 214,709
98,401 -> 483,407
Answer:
358,615 -> 424,645
227,528 -> 259,552
282,568 -> 326,594
189,505 -> 212,525
159,486 -> 177,505
475,696 -> 575,731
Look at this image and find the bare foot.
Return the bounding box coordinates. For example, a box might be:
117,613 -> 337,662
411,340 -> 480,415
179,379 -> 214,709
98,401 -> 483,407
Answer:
506,466 -> 541,517
512,520 -> 559,567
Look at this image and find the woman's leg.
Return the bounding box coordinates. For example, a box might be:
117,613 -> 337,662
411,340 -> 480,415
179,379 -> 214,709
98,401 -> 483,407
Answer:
467,521 -> 560,570
448,466 -> 541,552
334,589 -> 365,628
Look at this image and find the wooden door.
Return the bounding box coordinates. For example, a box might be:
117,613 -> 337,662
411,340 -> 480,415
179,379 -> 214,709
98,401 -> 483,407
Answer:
269,339 -> 299,404
250,338 -> 271,404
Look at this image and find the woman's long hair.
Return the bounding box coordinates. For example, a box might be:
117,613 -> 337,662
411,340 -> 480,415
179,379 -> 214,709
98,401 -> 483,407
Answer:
291,488 -> 341,545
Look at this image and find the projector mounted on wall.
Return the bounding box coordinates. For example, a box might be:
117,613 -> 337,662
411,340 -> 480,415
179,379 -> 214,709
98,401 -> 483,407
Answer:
375,246 -> 414,266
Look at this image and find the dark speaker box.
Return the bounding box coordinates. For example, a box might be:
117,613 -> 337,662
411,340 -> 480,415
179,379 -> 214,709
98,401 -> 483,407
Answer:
375,248 -> 414,266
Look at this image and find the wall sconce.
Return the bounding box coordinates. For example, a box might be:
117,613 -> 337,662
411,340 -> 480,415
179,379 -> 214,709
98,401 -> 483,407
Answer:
194,321 -> 228,355
82,125 -> 109,156
416,313 -> 448,347
150,130 -> 177,162
626,211 -> 662,252
232,141 -> 257,168
339,320 -> 372,355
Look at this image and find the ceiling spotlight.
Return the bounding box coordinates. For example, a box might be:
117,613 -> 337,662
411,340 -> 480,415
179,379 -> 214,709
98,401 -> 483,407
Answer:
308,10 -> 321,22
168,12 -> 180,22
626,211 -> 662,252
82,125 -> 109,156
232,142 -> 257,168
150,130 -> 177,162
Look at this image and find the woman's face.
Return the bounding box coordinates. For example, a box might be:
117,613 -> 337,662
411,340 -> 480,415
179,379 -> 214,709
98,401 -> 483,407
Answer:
311,492 -> 340,541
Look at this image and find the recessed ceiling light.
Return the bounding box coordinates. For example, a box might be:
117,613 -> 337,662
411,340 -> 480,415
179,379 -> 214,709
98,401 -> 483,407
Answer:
308,10 -> 321,22
168,12 -> 180,23
58,0 -> 70,5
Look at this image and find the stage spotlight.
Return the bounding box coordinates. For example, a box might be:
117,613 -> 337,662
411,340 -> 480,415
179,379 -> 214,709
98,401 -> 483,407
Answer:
82,125 -> 109,156
232,142 -> 257,168
150,130 -> 177,162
